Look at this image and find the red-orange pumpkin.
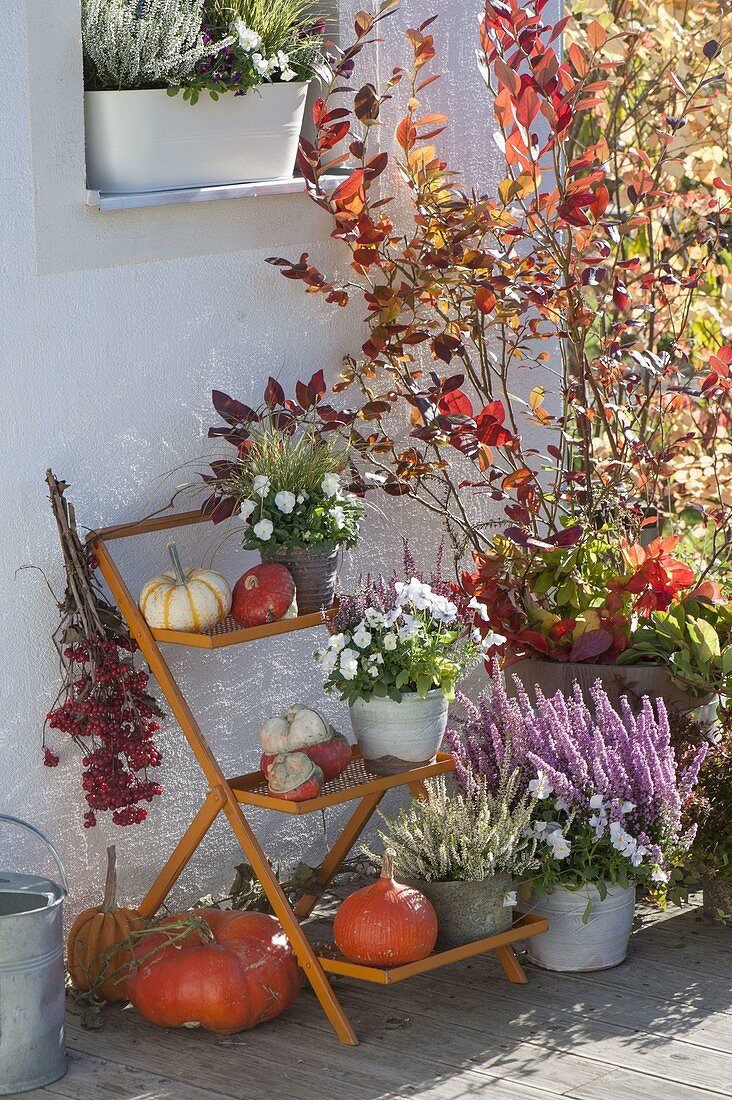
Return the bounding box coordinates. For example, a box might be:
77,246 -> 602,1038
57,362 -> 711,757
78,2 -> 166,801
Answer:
127,909 -> 302,1035
333,850 -> 438,967
231,564 -> 297,627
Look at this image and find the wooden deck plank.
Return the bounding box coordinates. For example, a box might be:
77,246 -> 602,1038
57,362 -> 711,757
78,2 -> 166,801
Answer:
36,1049 -> 238,1100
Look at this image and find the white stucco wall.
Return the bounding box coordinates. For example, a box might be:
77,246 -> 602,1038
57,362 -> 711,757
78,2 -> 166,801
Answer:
0,0 -> 548,918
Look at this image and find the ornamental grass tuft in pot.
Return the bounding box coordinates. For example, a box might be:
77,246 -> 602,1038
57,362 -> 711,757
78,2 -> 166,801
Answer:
447,664 -> 708,970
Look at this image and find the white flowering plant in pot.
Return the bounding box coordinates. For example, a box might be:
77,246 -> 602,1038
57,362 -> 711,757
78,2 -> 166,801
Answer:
315,549 -> 492,775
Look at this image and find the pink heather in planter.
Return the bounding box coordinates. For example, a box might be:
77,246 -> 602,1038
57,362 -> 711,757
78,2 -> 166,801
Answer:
446,663 -> 708,895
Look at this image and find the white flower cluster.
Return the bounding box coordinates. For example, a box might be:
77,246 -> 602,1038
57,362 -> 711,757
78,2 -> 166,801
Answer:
527,771 -> 662,876
234,19 -> 297,81
239,473 -> 344,543
315,577 -> 460,683
82,0 -> 217,90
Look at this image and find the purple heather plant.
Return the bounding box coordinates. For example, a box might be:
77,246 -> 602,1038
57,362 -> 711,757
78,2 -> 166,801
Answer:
446,664 -> 708,903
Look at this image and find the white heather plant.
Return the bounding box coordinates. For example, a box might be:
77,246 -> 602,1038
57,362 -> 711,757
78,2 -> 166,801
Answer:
81,0 -> 228,90
368,767 -> 538,885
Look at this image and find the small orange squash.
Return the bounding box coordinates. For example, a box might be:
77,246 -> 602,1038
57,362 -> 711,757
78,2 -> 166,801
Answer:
333,849 -> 438,967
67,845 -> 145,1002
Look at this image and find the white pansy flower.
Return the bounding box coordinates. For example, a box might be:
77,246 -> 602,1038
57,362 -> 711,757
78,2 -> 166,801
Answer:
620,800 -> 636,815
467,596 -> 490,622
650,865 -> 668,883
352,624 -> 372,649
383,607 -> 402,627
276,50 -> 290,69
554,798 -> 570,814
253,519 -> 273,541
331,506 -> 346,530
481,630 -> 507,650
320,649 -> 338,673
502,890 -> 517,908
239,499 -> 257,520
383,633 -> 398,651
532,820 -> 549,836
235,19 -> 262,51
329,633 -> 348,652
322,473 -> 341,497
339,648 -> 359,680
296,492 -> 306,504
281,66 -> 296,81
253,474 -> 270,497
629,844 -> 648,867
609,822 -> 636,854
371,651 -> 384,665
398,620 -> 421,642
274,491 -> 297,515
368,665 -> 380,677
471,627 -> 482,643
365,608 -> 387,628
528,772 -> 553,800
548,832 -> 571,860
589,793 -> 605,810
252,52 -> 271,76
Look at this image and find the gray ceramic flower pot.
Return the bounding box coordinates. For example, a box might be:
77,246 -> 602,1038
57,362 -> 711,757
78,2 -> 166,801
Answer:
349,690 -> 448,775
261,545 -> 339,615
404,873 -> 514,949
519,882 -> 635,971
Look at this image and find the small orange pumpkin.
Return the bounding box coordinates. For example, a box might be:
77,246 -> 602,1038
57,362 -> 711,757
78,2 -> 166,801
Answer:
334,849 -> 438,966
67,845 -> 145,1002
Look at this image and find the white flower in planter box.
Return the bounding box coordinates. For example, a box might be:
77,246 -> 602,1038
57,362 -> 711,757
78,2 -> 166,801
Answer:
253,519 -> 274,541
253,475 -> 271,497
275,491 -> 297,514
240,499 -> 257,520
321,473 -> 340,497
235,19 -> 262,53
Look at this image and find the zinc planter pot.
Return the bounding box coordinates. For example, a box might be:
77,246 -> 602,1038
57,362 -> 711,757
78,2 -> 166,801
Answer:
260,545 -> 339,615
404,874 -> 514,949
349,690 -> 449,776
519,883 -> 635,972
508,658 -> 715,720
84,83 -> 308,193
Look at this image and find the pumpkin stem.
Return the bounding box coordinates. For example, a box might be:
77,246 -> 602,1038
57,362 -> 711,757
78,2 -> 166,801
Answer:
381,848 -> 396,881
167,542 -> 188,586
102,845 -> 117,913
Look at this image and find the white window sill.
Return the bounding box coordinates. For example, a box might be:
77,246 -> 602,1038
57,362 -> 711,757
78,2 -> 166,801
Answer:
85,173 -> 346,213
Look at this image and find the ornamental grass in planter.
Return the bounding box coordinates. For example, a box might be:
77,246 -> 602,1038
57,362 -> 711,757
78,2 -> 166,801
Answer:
82,0 -> 327,191
368,764 -> 537,949
315,549 -> 485,775
447,666 -> 708,971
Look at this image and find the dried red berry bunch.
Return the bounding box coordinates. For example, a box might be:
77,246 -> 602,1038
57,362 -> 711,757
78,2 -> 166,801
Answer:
43,471 -> 164,828
46,635 -> 163,827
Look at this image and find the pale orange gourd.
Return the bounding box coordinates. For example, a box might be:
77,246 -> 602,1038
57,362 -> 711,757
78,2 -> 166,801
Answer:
67,845 -> 145,1002
333,850 -> 438,966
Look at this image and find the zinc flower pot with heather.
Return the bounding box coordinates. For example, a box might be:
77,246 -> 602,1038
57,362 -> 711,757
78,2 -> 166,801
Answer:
81,0 -> 325,192
316,555 -> 482,776
447,664 -> 708,970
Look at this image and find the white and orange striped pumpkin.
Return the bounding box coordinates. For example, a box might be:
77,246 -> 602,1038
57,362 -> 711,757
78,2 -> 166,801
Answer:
139,543 -> 232,633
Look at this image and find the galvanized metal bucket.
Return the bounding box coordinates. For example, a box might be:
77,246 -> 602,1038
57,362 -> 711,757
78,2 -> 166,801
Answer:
261,546 -> 339,615
0,815 -> 68,1094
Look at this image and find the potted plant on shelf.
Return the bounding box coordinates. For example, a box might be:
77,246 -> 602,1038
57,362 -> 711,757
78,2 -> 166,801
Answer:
368,764 -> 537,948
315,550 -> 483,775
82,0 -> 328,192
447,665 -> 708,971
208,424 -> 363,613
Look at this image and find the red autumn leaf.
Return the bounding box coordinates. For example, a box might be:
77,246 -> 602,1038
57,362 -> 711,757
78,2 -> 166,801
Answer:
475,287 -> 497,314
264,377 -> 285,409
475,401 -> 512,446
569,629 -> 613,663
330,170 -> 366,205
613,279 -> 631,311
439,390 -> 474,418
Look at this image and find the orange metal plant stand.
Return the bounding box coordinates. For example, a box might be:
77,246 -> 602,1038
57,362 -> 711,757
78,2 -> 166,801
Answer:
88,509 -> 548,1046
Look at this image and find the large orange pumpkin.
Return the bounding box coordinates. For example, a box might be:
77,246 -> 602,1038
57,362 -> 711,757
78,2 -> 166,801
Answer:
334,850 -> 438,967
67,845 -> 145,1002
127,909 -> 303,1035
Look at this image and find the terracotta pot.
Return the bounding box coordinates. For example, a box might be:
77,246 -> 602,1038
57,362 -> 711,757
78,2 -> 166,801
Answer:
507,658 -> 716,720
260,546 -> 339,615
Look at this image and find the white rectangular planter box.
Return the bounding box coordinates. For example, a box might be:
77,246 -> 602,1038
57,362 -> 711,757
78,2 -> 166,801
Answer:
84,84 -> 308,193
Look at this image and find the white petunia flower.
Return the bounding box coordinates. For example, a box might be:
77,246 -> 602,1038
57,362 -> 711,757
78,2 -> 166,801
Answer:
235,19 -> 262,52
502,890 -> 517,908
331,506 -> 346,530
274,491 -> 297,515
253,519 -> 274,541
528,772 -> 553,800
253,474 -> 270,497
383,632 -> 398,651
239,499 -> 257,520
339,648 -> 359,680
352,624 -> 372,649
321,473 -> 341,497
